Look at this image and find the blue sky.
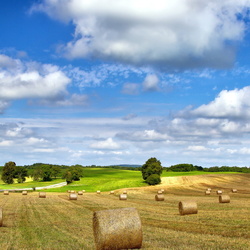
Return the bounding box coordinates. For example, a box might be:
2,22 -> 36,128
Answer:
1,0 -> 250,167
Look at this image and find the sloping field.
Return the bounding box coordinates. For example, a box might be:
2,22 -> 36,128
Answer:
0,174 -> 249,249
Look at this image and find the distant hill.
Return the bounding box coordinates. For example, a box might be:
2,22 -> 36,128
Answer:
110,164 -> 142,168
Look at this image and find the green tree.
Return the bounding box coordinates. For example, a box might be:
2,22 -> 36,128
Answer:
1,161 -> 16,184
14,166 -> 28,183
141,157 -> 163,185
146,174 -> 161,185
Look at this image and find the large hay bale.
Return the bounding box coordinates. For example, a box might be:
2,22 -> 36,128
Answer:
97,191 -> 101,194
71,190 -> 75,193
205,190 -> 211,195
69,193 -> 78,200
3,191 -> 9,195
157,190 -> 162,194
219,195 -> 230,203
78,191 -> 83,195
232,189 -> 237,193
216,190 -> 222,195
155,194 -> 164,201
0,207 -> 2,227
22,191 -> 28,195
119,194 -> 127,200
161,189 -> 165,193
179,201 -> 198,215
39,192 -> 46,198
123,190 -> 127,194
93,207 -> 142,250
110,191 -> 114,195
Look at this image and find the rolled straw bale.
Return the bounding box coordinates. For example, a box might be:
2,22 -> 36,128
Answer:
67,190 -> 71,193
205,190 -> 211,195
0,208 -> 2,227
93,207 -> 142,250
179,201 -> 198,215
219,195 -> 230,203
4,191 -> 9,195
39,192 -> 46,198
161,189 -> 165,193
69,193 -> 78,200
232,189 -> 237,193
22,191 -> 28,195
207,188 -> 211,191
96,191 -> 101,194
119,194 -> 127,200
78,191 -> 83,195
123,190 -> 127,194
110,191 -> 114,195
82,190 -> 86,193
155,194 -> 164,201
71,190 -> 75,193
157,190 -> 162,194
216,190 -> 222,195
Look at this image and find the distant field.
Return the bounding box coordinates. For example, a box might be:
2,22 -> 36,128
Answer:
0,173 -> 249,249
0,168 -> 243,192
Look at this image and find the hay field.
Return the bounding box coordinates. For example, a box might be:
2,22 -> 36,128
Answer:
0,174 -> 249,249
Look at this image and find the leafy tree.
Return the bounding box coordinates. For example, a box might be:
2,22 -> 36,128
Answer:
63,166 -> 84,184
14,166 -> 28,183
51,166 -> 61,178
1,161 -> 16,184
63,171 -> 73,184
141,157 -> 163,185
146,174 -> 161,185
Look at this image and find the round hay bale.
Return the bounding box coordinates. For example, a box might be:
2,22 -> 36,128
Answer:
216,190 -> 222,195
96,191 -> 101,194
161,189 -> 165,193
207,188 -> 211,191
22,191 -> 28,195
219,195 -> 230,203
157,190 -> 162,194
155,194 -> 164,201
123,190 -> 127,194
232,189 -> 237,193
0,208 -> 2,227
82,190 -> 86,193
69,193 -> 78,200
119,194 -> 127,200
205,190 -> 211,195
93,207 -> 142,250
39,192 -> 46,198
110,191 -> 114,195
78,191 -> 83,195
4,191 -> 9,195
71,190 -> 75,193
179,201 -> 198,215
67,190 -> 71,193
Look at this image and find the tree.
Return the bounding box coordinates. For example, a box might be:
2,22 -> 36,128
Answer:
1,161 -> 16,184
63,166 -> 84,184
146,174 -> 161,185
14,166 -> 28,183
141,157 -> 163,185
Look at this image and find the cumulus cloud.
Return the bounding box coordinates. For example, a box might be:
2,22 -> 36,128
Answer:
90,138 -> 120,150
31,0 -> 250,70
143,74 -> 159,92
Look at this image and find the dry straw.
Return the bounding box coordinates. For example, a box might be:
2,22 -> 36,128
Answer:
39,192 -> 46,198
155,194 -> 164,201
179,201 -> 198,215
205,190 -> 211,195
157,190 -> 163,194
97,191 -> 101,194
161,189 -> 165,193
22,191 -> 28,195
119,194 -> 127,200
3,191 -> 9,195
0,207 -> 2,227
93,207 -> 142,250
69,193 -> 78,200
232,189 -> 237,193
123,190 -> 127,194
78,191 -> 83,195
216,190 -> 222,195
219,195 -> 230,203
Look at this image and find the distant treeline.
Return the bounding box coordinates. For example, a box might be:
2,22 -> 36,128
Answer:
166,163 -> 250,173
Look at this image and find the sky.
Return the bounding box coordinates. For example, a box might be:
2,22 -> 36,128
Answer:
1,1 -> 250,167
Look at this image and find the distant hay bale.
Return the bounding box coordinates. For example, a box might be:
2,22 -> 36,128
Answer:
155,194 -> 164,201
123,190 -> 127,194
97,191 -> 101,194
69,193 -> 78,200
78,191 -> 83,195
157,190 -> 163,194
82,190 -> 86,193
71,190 -> 75,193
93,207 -> 142,250
205,190 -> 211,195
0,208 -> 2,227
119,194 -> 127,200
67,190 -> 71,193
216,190 -> 222,195
39,192 -> 46,198
110,191 -> 114,195
22,191 -> 28,195
232,189 -> 237,193
161,189 -> 165,193
4,191 -> 9,195
179,201 -> 198,215
219,195 -> 230,203
207,188 -> 211,191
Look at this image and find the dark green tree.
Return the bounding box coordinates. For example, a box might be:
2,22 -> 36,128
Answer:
1,161 -> 16,184
141,157 -> 163,185
14,166 -> 28,183
146,174 -> 161,185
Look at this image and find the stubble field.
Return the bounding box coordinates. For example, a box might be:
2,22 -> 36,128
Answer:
0,173 -> 249,250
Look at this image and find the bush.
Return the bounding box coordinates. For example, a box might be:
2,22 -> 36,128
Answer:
146,174 -> 161,185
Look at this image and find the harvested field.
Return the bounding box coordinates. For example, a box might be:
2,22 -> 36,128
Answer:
0,174 -> 249,249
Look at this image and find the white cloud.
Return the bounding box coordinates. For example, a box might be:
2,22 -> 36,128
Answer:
0,140 -> 13,146
122,83 -> 139,95
143,74 -> 159,92
31,0 -> 250,69
90,138 -> 120,150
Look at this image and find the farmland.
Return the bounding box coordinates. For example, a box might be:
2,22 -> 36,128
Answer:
0,172 -> 249,249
